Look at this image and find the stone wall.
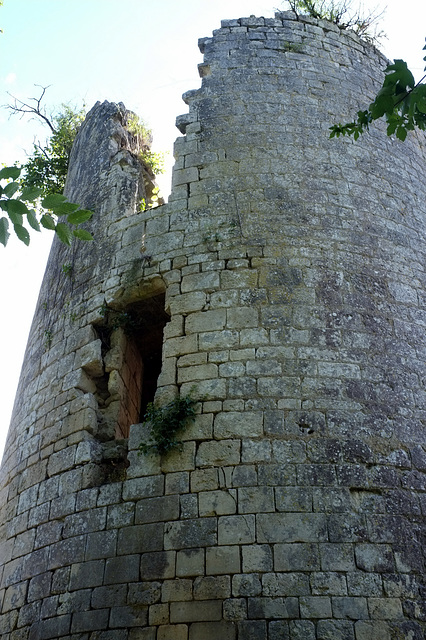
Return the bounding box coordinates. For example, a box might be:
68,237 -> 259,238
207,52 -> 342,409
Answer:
0,11 -> 425,640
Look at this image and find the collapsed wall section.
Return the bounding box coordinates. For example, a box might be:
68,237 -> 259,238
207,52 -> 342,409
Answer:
0,11 -> 425,640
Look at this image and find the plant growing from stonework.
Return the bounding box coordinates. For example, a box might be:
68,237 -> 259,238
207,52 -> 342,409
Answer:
138,391 -> 198,456
285,0 -> 385,44
127,114 -> 166,176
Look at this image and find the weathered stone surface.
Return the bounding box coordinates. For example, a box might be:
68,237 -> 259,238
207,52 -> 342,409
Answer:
1,10 -> 426,640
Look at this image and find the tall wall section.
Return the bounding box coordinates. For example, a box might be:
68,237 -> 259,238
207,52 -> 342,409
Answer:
1,11 -> 425,640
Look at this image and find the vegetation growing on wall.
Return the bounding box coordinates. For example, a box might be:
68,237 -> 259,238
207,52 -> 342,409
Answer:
139,392 -> 198,456
285,0 -> 385,43
127,113 -> 166,176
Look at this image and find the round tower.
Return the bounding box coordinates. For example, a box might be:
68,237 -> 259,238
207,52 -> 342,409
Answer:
1,11 -> 425,640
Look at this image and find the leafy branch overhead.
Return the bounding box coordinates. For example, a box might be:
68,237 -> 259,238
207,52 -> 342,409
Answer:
0,165 -> 93,247
5,87 -> 86,197
330,49 -> 426,141
1,86 -> 94,247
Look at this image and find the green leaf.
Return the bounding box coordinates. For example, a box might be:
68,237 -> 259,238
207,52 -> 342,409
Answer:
371,94 -> 395,119
52,201 -> 80,216
8,210 -> 23,226
27,209 -> 41,232
67,209 -> 93,225
55,222 -> 73,246
396,126 -> 408,141
385,59 -> 415,90
20,186 -> 43,202
0,216 -> 10,247
73,228 -> 94,241
40,213 -> 56,230
41,193 -> 67,209
0,166 -> 21,180
3,198 -> 29,216
3,182 -> 20,198
13,223 -> 30,246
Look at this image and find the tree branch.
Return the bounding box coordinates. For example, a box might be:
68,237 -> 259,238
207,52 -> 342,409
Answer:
5,85 -> 57,134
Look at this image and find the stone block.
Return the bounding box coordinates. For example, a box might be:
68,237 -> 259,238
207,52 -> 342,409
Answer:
226,307 -> 259,329
28,615 -> 71,639
169,291 -> 207,315
354,544 -> 395,573
71,608 -> 109,632
274,543 -> 320,572
176,548 -> 205,577
91,584 -> 128,608
238,486 -> 274,514
206,545 -> 241,575
257,513 -> 328,543
247,596 -> 299,619
367,597 -> 403,619
214,411 -> 263,438
317,619 -> 355,640
332,596 -> 368,619
275,487 -> 312,512
262,572 -> 310,596
135,495 -> 180,524
311,571 -> 348,595
140,551 -> 176,580
242,545 -> 273,573
198,490 -> 237,516
122,476 -> 164,501
194,575 -> 231,600
354,621 -> 392,640
189,621 -> 236,640
85,530 -> 117,560
117,524 -> 163,555
299,596 -> 332,618
218,514 -> 256,545
223,597 -> 247,620
196,440 -> 240,467
69,559 -> 104,590
165,518 -> 217,550
158,624 -> 189,640
110,605 -> 148,627
347,572 -> 383,597
104,555 -> 139,584
170,600 -> 222,623
238,620 -> 268,640
107,502 -> 135,529
190,469 -> 219,492
181,272 -> 219,293
166,471 -> 190,494
177,363 -> 218,383
185,309 -> 226,333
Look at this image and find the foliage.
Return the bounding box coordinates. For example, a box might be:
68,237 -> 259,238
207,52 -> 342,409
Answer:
138,392 -> 198,456
0,165 -> 94,247
330,44 -> 426,141
127,113 -> 166,176
20,104 -> 86,197
285,0 -> 385,43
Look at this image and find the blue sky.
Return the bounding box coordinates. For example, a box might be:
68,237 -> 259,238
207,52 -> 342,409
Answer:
0,0 -> 425,459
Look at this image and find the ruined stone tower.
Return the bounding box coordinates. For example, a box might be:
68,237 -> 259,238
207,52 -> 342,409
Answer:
1,11 -> 425,640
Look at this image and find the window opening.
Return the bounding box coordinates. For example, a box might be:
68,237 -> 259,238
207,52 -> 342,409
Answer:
94,293 -> 170,441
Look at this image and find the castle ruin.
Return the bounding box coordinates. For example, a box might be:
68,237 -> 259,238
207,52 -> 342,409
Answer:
0,11 -> 425,640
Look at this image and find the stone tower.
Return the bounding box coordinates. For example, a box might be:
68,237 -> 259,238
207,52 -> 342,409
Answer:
1,11 -> 425,640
